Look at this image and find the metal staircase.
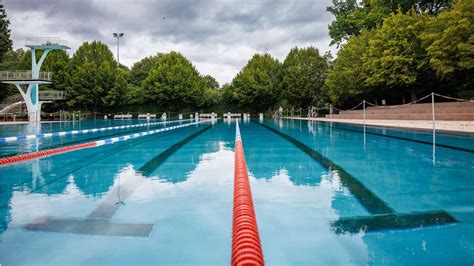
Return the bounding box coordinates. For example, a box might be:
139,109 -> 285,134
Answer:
0,90 -> 66,115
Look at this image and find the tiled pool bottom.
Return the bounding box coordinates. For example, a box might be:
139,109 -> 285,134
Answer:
0,120 -> 473,265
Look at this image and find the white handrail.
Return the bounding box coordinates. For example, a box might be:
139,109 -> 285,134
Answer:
0,71 -> 52,81
25,37 -> 68,46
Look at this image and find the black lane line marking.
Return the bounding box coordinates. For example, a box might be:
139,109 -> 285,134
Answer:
138,125 -> 212,176
0,123 -> 173,158
255,121 -> 394,215
26,124 -> 212,237
331,210 -> 458,234
318,122 -> 473,153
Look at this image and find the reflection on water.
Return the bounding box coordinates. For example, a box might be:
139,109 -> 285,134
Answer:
0,135 -> 236,264
239,121 -> 371,264
263,119 -> 473,265
248,166 -> 369,264
0,120 -> 472,265
74,168 -> 116,197
149,140 -> 222,183
9,175 -> 88,226
0,125 -> 231,236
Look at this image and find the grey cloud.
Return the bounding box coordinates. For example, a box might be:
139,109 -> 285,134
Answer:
4,0 -> 336,83
6,0 -> 104,21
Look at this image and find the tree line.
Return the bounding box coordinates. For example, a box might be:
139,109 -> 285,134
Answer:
325,0 -> 473,107
0,0 -> 472,114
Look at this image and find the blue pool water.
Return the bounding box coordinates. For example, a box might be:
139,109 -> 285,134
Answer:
0,119 -> 472,265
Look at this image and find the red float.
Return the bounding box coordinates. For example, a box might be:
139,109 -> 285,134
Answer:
0,142 -> 96,165
231,123 -> 264,266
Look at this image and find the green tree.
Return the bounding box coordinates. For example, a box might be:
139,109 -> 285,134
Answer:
67,41 -> 121,111
220,83 -> 237,110
0,4 -> 13,101
0,49 -> 25,70
0,4 -> 12,62
0,49 -> 25,100
421,0 -> 474,97
364,9 -> 429,101
203,87 -> 220,108
203,75 -> 219,90
142,51 -> 208,111
327,0 -> 452,46
124,54 -> 162,106
104,68 -> 128,107
35,50 -> 70,110
231,53 -> 281,112
281,47 -> 328,108
327,0 -> 388,46
124,84 -> 144,106
326,30 -> 372,104
129,53 -> 162,86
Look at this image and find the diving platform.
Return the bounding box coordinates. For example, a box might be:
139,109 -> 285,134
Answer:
0,71 -> 52,84
25,37 -> 70,50
0,37 -> 70,122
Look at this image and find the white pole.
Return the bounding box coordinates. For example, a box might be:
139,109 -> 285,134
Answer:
329,106 -> 333,139
363,100 -> 366,125
432,92 -> 436,165
431,92 -> 436,136
117,37 -> 120,65
363,100 -> 366,147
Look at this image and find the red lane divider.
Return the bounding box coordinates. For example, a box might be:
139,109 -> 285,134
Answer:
232,123 -> 264,266
0,142 -> 97,165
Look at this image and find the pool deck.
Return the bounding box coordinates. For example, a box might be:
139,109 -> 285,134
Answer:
0,121 -> 64,125
284,117 -> 474,134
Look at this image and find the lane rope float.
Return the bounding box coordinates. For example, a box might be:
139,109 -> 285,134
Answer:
231,121 -> 265,266
0,119 -> 192,143
0,120 -> 210,166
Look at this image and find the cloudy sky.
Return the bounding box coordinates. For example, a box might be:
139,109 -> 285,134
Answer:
4,0 -> 337,84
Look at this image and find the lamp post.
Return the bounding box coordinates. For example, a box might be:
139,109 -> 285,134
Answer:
113,33 -> 124,65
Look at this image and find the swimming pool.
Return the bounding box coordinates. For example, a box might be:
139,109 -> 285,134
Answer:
0,119 -> 472,265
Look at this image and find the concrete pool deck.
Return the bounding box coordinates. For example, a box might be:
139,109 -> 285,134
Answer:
284,117 -> 474,134
0,121 -> 64,125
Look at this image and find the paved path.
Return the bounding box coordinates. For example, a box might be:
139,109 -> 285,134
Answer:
284,117 -> 474,134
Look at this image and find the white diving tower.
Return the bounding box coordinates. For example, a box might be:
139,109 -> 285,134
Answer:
0,37 -> 69,122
